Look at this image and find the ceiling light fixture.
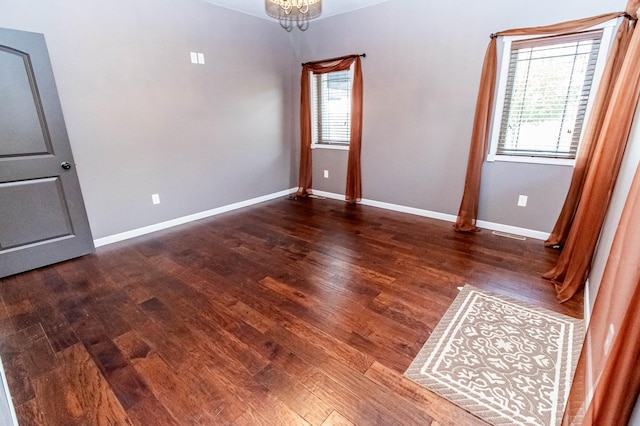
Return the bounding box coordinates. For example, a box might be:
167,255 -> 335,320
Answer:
265,0 -> 322,32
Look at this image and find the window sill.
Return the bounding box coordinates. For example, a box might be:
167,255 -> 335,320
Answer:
311,143 -> 350,151
487,154 -> 575,167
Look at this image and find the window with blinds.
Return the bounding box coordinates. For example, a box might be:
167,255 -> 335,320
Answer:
311,69 -> 353,146
495,30 -> 604,160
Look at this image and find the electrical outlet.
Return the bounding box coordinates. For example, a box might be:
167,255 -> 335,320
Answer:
518,195 -> 528,207
191,52 -> 205,65
323,170 -> 329,178
152,194 -> 160,205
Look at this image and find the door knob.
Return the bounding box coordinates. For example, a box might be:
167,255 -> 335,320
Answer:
61,161 -> 72,170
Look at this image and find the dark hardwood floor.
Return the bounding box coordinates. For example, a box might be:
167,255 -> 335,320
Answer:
0,197 -> 582,425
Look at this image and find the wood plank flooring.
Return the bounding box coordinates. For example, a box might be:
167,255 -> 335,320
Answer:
0,197 -> 582,425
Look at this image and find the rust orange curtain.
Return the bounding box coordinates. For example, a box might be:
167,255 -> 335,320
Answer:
454,39 -> 497,231
346,57 -> 363,203
454,12 -> 625,232
296,55 -> 364,203
544,9 -> 640,303
562,164 -> 640,425
546,22 -> 633,247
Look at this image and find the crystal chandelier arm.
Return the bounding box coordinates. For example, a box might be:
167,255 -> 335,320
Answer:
265,0 -> 321,31
297,13 -> 309,31
278,0 -> 311,14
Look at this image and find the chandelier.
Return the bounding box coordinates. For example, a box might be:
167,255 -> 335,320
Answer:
265,0 -> 322,32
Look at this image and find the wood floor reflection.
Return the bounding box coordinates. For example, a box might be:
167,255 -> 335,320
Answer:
0,197 -> 582,425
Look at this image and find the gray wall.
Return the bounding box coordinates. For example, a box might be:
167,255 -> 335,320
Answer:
0,0 -> 626,239
312,149 -> 349,195
0,0 -> 296,239
291,0 -> 624,232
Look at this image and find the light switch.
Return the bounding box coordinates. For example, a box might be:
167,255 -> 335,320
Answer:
197,53 -> 205,64
190,52 -> 198,64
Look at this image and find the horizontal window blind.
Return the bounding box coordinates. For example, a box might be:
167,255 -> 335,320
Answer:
497,30 -> 603,159
311,70 -> 352,145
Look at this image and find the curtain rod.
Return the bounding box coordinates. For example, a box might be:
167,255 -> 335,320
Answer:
489,11 -> 633,39
302,53 -> 366,66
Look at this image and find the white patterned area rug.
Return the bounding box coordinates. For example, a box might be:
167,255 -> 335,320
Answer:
405,285 -> 584,426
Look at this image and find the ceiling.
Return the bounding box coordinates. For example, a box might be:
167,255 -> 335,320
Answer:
203,0 -> 389,21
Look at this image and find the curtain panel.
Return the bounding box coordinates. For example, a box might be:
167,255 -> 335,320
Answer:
296,55 -> 364,203
543,10 -> 640,303
545,22 -> 633,248
556,9 -> 640,426
563,164 -> 640,425
454,12 -> 625,232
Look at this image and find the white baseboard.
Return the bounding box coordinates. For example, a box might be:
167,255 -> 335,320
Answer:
311,190 -> 549,241
359,197 -> 458,223
0,357 -> 18,426
313,190 -> 456,223
94,188 -> 297,247
310,190 -> 347,201
95,187 -> 550,247
475,220 -> 550,241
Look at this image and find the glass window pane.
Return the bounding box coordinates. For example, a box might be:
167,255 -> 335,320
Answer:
312,69 -> 352,145
497,32 -> 602,159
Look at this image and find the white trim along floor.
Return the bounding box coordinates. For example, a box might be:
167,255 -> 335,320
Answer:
94,188 -> 550,248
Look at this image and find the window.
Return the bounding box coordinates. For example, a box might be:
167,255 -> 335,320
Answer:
488,25 -> 615,165
311,67 -> 353,149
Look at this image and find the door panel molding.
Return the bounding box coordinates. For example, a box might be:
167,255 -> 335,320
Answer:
0,177 -> 74,250
0,45 -> 53,158
0,27 -> 94,278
